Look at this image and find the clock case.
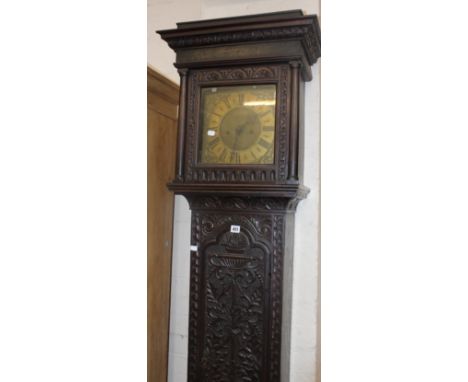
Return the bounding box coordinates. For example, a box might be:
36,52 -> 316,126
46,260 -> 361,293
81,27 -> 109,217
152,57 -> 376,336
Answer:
158,10 -> 320,382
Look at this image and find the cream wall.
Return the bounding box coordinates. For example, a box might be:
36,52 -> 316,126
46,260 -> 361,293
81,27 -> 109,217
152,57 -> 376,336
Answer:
148,1 -> 320,380
147,0 -> 202,83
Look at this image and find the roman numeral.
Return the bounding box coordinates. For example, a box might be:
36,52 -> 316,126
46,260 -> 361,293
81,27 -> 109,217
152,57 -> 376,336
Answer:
208,137 -> 220,147
262,125 -> 275,131
238,93 -> 245,105
221,96 -> 232,109
258,110 -> 272,118
208,137 -> 220,149
258,138 -> 272,150
219,148 -> 228,162
229,151 -> 240,164
210,111 -> 223,118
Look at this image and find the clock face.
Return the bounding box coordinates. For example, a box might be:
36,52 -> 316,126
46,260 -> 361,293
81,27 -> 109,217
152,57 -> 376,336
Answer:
199,84 -> 276,165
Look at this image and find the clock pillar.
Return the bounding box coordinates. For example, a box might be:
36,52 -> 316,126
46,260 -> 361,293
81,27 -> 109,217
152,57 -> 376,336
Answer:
176,68 -> 188,181
158,10 -> 320,382
288,60 -> 301,182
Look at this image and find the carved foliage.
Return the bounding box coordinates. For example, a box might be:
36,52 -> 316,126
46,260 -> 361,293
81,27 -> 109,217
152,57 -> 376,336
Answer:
202,230 -> 266,381
188,212 -> 202,381
190,195 -> 300,212
186,73 -> 197,182
187,210 -> 287,381
166,26 -> 320,64
278,66 -> 290,181
197,66 -> 277,81
269,214 -> 284,381
200,214 -> 272,240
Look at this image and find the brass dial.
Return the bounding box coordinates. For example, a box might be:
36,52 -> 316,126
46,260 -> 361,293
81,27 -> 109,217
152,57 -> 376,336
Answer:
199,84 -> 276,165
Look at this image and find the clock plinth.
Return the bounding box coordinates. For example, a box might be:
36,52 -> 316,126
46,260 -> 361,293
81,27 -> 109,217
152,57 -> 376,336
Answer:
158,9 -> 320,382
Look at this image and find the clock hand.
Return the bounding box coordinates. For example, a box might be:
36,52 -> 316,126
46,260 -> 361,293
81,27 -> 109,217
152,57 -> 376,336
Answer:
233,127 -> 241,150
233,120 -> 247,150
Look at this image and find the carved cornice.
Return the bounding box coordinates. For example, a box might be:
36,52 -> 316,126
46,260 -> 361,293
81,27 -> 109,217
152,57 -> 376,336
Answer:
164,26 -> 319,65
158,13 -> 321,66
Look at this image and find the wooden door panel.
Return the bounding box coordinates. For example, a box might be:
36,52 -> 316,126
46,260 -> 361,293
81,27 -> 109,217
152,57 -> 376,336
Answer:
148,68 -> 179,382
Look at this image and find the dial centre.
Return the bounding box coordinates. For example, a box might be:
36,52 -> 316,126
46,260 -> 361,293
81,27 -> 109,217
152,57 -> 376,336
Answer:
219,107 -> 261,151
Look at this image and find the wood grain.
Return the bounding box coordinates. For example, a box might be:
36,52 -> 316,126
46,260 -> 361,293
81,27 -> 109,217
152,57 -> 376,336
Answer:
147,67 -> 179,382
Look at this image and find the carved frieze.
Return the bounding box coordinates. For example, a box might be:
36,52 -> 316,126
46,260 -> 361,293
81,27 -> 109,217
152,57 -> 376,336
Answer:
189,195 -> 300,212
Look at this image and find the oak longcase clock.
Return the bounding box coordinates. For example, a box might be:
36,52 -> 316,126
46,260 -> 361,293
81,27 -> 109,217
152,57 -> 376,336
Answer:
158,9 -> 320,382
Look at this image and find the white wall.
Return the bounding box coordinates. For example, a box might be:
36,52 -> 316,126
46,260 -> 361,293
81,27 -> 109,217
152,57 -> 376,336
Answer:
148,1 -> 320,380
147,0 -> 202,83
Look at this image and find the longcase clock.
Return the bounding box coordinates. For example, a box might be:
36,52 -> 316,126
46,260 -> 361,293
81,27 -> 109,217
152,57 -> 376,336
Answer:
158,10 -> 320,382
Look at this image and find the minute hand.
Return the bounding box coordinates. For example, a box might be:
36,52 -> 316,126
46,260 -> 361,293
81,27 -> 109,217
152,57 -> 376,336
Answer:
233,123 -> 247,150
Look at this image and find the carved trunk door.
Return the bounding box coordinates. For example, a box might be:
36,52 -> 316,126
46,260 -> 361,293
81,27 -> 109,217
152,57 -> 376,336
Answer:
189,207 -> 285,382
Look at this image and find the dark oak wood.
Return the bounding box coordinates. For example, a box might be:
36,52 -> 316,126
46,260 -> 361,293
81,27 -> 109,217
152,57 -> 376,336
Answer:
158,10 -> 320,81
176,69 -> 188,181
186,196 -> 294,381
158,10 -> 320,382
147,67 -> 179,382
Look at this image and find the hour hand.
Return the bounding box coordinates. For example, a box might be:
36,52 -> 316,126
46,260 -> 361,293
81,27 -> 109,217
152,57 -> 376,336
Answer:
236,121 -> 248,134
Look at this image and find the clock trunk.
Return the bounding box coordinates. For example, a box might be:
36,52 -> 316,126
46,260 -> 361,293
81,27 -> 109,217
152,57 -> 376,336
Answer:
187,196 -> 296,382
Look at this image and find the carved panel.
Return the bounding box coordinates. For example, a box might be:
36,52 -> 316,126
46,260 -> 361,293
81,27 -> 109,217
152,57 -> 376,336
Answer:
201,231 -> 267,381
188,210 -> 286,381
